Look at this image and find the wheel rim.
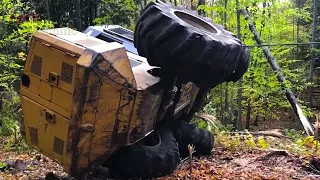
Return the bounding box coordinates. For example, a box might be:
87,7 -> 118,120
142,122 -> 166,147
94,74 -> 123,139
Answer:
140,131 -> 161,147
174,11 -> 217,34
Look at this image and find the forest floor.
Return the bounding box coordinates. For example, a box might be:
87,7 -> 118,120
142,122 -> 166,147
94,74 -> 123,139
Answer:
1,134 -> 320,180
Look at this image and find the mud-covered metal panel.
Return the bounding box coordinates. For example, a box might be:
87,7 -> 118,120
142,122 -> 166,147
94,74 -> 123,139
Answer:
110,88 -> 135,146
131,63 -> 160,90
53,137 -> 64,155
127,88 -> 163,144
29,127 -> 38,146
65,47 -> 102,175
21,28 -> 166,176
95,42 -> 137,89
87,71 -> 121,163
75,74 -> 99,170
67,43 -> 139,174
34,31 -> 85,57
174,82 -> 198,114
30,55 -> 42,77
66,62 -> 89,175
61,62 -> 74,84
86,70 -> 135,168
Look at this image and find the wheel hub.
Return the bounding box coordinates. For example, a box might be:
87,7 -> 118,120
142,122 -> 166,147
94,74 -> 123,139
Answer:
174,11 -> 217,34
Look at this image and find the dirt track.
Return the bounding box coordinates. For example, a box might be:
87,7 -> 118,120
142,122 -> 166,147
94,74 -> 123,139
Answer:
1,142 -> 319,180
158,148 -> 320,180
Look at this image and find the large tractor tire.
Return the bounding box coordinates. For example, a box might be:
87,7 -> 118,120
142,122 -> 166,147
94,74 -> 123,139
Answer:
134,0 -> 250,89
106,127 -> 180,179
172,120 -> 214,157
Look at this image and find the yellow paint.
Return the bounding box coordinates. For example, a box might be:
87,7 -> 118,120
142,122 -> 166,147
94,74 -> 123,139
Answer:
20,27 -> 200,176
21,96 -> 69,163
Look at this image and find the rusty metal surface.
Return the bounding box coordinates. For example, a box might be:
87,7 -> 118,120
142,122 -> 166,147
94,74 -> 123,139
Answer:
127,88 -> 163,145
20,27 -> 201,177
29,127 -> 38,146
33,31 -> 85,57
53,137 -> 64,155
174,82 -> 198,115
67,39 -> 159,174
132,63 -> 160,90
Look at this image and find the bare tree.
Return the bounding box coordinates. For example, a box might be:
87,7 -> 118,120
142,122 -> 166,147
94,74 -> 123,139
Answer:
45,0 -> 50,20
308,0 -> 317,107
236,0 -> 243,130
198,0 -> 205,15
76,0 -> 81,30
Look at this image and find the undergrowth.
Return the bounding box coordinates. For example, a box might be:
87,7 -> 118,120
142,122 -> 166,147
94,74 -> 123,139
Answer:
0,88 -> 28,152
191,114 -> 320,157
0,90 -> 21,137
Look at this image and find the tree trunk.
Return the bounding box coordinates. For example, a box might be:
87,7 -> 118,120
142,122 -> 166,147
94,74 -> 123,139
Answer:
236,0 -> 243,130
191,0 -> 195,10
83,0 -> 89,28
296,12 -> 300,54
224,83 -> 228,123
263,84 -> 268,122
89,0 -> 93,26
76,0 -> 81,30
223,0 -> 228,124
0,87 -> 3,112
246,57 -> 257,130
197,0 -> 205,15
227,88 -> 235,125
99,1 -> 103,17
308,0 -> 317,108
45,0 -> 50,20
242,8 -> 315,136
94,0 -> 98,18
254,115 -> 258,126
224,0 -> 227,27
135,0 -> 141,23
220,84 -> 224,120
245,102 -> 251,129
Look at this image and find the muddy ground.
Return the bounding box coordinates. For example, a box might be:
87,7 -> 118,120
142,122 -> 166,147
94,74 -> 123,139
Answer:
1,141 -> 319,180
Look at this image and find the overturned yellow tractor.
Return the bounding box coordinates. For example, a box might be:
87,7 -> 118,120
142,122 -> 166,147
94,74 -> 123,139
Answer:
19,1 -> 249,179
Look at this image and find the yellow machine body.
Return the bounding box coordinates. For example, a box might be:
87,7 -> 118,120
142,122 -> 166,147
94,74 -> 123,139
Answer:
19,28 -> 199,175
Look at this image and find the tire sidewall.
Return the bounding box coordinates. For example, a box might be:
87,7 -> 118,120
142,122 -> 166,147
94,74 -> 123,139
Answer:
167,9 -> 223,37
135,0 -> 249,89
138,130 -> 162,149
107,128 -> 180,179
156,1 -> 231,39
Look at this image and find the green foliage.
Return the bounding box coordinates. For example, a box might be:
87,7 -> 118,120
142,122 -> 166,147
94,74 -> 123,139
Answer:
285,128 -> 306,142
257,137 -> 269,149
0,0 -> 53,137
203,100 -> 218,116
199,0 -> 316,126
211,126 -> 319,156
5,135 -> 31,152
284,129 -> 320,155
244,131 -> 257,149
191,116 -> 318,155
190,114 -> 234,135
0,91 -> 20,136
93,0 -> 138,27
190,117 -> 208,129
215,131 -> 241,151
0,162 -> 6,169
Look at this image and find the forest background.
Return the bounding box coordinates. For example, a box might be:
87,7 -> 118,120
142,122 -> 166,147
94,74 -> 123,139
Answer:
0,0 -> 319,138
